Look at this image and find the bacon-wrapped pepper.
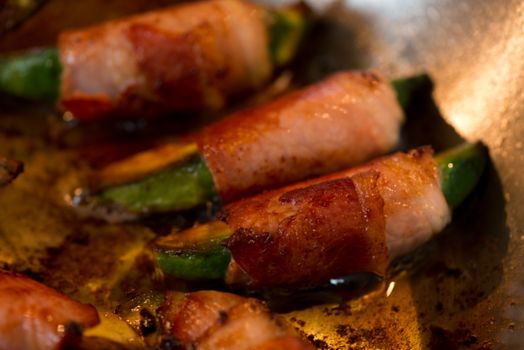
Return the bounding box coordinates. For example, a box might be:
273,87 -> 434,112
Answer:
0,0 -> 306,120
73,71 -> 421,221
154,143 -> 486,287
158,290 -> 314,349
0,270 -> 99,350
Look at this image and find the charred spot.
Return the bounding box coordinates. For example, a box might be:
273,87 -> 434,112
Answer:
139,308 -> 157,336
273,315 -> 287,330
60,322 -> 84,349
346,327 -> 389,347
335,325 -> 391,349
0,156 -> 23,187
307,334 -> 331,350
217,309 -> 228,324
292,318 -> 306,327
246,299 -> 261,313
426,261 -> 463,279
428,326 -> 481,350
336,324 -> 352,337
17,268 -> 45,283
159,335 -> 184,350
215,209 -> 229,222
306,334 -> 330,349
359,71 -> 382,86
410,146 -> 433,159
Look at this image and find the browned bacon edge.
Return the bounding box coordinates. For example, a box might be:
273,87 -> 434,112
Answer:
159,290 -> 314,349
195,70 -> 403,202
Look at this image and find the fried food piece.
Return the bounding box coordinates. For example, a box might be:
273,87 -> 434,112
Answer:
0,270 -> 99,350
159,290 -> 314,350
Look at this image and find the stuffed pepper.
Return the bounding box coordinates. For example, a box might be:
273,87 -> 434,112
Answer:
71,70 -> 421,221
0,0 -> 306,120
0,270 -> 99,350
154,143 -> 487,288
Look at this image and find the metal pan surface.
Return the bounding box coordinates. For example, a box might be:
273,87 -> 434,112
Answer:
0,0 -> 522,348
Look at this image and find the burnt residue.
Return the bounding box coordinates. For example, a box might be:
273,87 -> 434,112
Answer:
335,324 -> 352,338
139,308 -> 157,336
306,334 -> 330,350
325,302 -> 353,317
289,317 -> 306,328
350,328 -> 389,347
44,229 -> 90,259
410,154 -> 509,347
0,1 -> 519,349
302,325 -> 394,349
217,310 -> 228,325
425,261 -> 463,280
392,305 -> 400,313
334,325 -> 390,348
428,326 -> 489,350
0,156 -> 23,187
38,221 -> 158,309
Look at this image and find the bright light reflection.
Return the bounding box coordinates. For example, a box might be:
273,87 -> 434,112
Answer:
329,278 -> 347,286
386,281 -> 396,297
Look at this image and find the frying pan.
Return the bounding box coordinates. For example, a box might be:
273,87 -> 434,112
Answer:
0,0 -> 522,348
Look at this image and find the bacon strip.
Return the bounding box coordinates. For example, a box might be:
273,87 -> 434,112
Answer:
159,290 -> 313,350
58,0 -> 271,120
224,147 -> 451,287
196,71 -> 403,202
0,271 -> 99,350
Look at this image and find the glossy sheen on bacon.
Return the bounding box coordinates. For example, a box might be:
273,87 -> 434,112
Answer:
196,71 -> 404,202
0,271 -> 99,350
58,0 -> 271,120
224,147 -> 451,287
159,290 -> 313,350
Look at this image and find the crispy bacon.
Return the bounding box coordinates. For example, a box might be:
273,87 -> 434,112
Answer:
58,0 -> 271,120
224,147 -> 451,287
159,290 -> 314,350
225,172 -> 388,287
196,71 -> 404,202
0,270 -> 99,350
